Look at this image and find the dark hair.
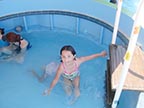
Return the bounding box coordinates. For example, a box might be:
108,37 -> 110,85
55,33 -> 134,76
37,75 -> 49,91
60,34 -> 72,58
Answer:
0,28 -> 5,35
2,32 -> 22,53
3,32 -> 21,42
60,45 -> 76,56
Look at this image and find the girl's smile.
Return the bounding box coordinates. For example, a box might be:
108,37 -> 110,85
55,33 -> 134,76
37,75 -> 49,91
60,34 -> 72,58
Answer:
61,50 -> 75,63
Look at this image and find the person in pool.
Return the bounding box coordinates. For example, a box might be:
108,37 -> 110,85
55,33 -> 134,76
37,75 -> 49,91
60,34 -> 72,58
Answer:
0,29 -> 31,61
43,45 -> 107,99
0,28 -> 8,47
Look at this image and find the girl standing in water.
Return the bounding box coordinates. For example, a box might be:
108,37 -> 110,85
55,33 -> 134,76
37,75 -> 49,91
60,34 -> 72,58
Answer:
43,45 -> 107,99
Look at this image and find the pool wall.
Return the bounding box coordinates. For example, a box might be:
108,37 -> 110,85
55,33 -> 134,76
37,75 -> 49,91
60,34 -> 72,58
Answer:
0,11 -> 128,47
0,0 -> 144,108
0,0 -> 144,48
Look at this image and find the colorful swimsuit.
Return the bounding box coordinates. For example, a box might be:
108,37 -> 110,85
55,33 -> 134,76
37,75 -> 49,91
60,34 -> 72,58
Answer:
62,61 -> 80,80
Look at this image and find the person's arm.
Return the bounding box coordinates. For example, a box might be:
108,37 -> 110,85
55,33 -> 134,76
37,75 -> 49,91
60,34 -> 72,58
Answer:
0,34 -> 2,40
20,39 -> 28,49
78,51 -> 107,64
43,64 -> 63,95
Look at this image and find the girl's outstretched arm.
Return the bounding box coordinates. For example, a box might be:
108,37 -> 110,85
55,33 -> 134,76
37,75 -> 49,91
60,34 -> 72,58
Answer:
78,51 -> 107,64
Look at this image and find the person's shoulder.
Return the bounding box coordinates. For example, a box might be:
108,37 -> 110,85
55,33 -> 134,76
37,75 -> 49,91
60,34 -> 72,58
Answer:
21,38 -> 28,43
75,56 -> 87,64
76,57 -> 83,61
74,58 -> 81,64
20,39 -> 28,48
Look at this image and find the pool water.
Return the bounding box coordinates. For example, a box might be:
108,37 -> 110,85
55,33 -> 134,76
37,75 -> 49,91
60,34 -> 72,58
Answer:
0,30 -> 107,108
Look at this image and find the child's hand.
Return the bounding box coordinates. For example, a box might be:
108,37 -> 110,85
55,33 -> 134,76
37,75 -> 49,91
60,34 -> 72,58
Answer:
42,89 -> 51,96
100,51 -> 107,57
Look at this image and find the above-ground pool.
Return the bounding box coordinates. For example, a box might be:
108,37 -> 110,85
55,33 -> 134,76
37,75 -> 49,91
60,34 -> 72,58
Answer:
1,0 -> 143,106
0,30 -> 107,108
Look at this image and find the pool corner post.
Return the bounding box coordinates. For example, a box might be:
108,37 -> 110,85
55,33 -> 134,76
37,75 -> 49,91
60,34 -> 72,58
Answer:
111,0 -> 123,45
111,0 -> 144,108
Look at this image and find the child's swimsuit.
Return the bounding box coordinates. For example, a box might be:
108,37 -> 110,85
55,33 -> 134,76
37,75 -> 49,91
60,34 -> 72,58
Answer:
62,61 -> 80,80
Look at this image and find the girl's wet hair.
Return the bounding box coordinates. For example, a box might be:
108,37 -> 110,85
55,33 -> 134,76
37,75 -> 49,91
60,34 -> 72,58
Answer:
0,28 -> 5,35
60,45 -> 76,56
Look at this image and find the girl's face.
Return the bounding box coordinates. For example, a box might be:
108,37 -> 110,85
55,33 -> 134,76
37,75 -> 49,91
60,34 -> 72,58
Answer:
61,50 -> 75,63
